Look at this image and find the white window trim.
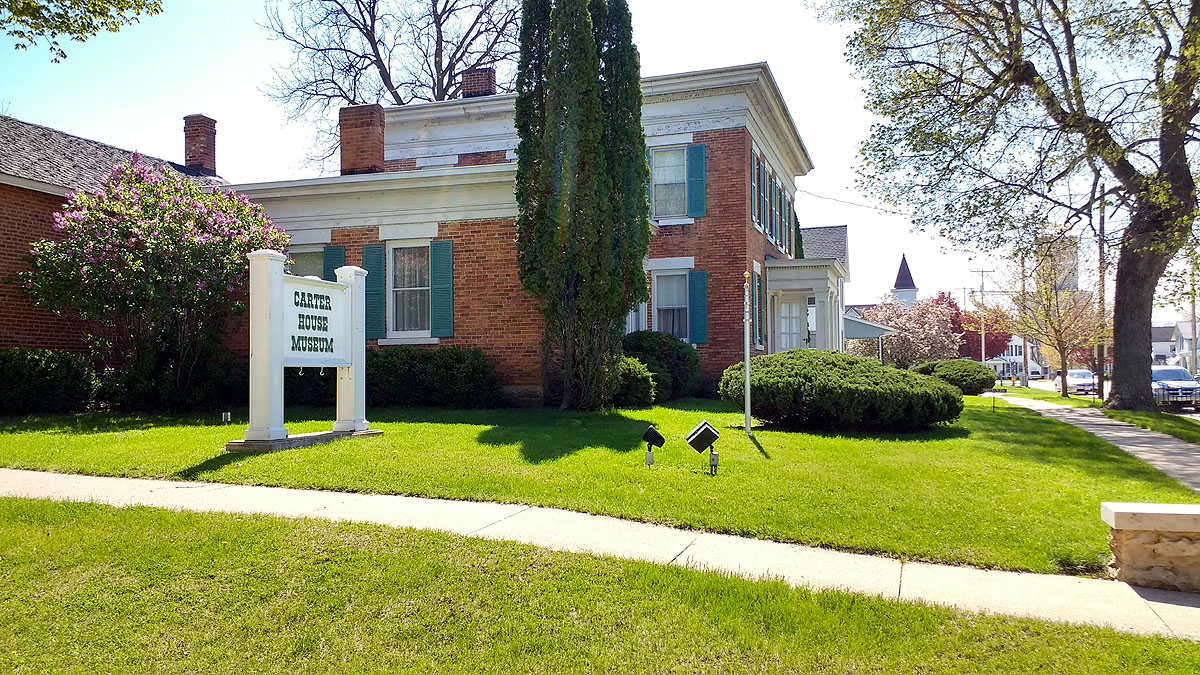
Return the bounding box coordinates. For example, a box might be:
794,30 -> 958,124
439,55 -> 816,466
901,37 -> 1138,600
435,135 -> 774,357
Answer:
625,302 -> 648,334
288,243 -> 324,254
646,256 -> 695,271
650,146 -> 689,222
754,156 -> 765,233
651,268 -> 690,343
386,238 -> 433,340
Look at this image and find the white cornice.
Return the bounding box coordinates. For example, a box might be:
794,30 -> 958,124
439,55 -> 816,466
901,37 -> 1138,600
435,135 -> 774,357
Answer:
767,257 -> 847,279
228,162 -> 516,199
0,172 -> 71,197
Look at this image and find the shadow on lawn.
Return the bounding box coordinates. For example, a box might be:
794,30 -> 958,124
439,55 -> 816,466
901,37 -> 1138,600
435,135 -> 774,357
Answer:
0,411 -> 239,435
173,452 -> 264,480
476,410 -> 655,463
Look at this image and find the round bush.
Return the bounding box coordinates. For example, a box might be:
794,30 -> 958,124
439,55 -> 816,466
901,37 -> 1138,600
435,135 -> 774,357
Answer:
640,356 -> 672,403
623,330 -> 700,399
0,348 -> 96,414
913,360 -> 997,396
611,356 -> 656,408
367,346 -> 503,409
718,350 -> 963,432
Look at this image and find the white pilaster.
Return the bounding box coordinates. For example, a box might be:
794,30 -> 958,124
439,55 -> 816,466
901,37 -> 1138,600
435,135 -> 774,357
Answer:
246,250 -> 288,441
334,265 -> 370,432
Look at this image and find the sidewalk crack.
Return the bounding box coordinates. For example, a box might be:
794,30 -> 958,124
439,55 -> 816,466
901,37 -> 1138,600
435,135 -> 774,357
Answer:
668,536 -> 699,565
468,505 -> 532,535
897,561 -> 904,599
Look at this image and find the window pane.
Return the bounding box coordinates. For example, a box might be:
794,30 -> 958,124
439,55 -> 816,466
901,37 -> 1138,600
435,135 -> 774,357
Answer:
652,149 -> 686,183
394,288 -> 430,332
657,308 -> 688,340
289,252 -> 324,278
657,274 -> 687,307
653,184 -> 687,217
393,246 -> 429,290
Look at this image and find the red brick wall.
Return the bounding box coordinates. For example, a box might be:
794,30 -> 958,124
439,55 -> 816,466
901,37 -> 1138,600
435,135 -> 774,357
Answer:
383,158 -> 418,172
0,183 -> 90,352
457,151 -> 509,167
438,218 -> 542,400
328,221 -> 543,402
647,128 -> 755,382
183,114 -> 217,176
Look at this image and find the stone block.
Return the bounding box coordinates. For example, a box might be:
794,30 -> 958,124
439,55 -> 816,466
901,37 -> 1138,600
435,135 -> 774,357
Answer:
1108,528 -> 1200,593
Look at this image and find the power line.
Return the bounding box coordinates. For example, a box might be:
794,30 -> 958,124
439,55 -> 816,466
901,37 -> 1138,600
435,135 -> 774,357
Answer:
793,189 -> 910,216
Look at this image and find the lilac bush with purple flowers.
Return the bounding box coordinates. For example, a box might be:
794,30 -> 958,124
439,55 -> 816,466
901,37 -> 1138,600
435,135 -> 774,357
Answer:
21,155 -> 289,410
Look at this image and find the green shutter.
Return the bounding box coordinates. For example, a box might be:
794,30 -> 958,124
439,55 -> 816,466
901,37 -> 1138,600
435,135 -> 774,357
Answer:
430,240 -> 454,338
752,273 -> 760,345
757,273 -> 766,346
750,152 -> 758,223
796,217 -> 805,259
322,246 -> 345,282
361,245 -> 385,340
688,270 -> 708,345
686,144 -> 706,218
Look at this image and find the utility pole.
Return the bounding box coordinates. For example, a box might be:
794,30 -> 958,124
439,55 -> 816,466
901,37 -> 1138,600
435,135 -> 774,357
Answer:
1191,269 -> 1197,377
971,269 -> 994,363
1096,186 -> 1107,400
1021,256 -> 1029,387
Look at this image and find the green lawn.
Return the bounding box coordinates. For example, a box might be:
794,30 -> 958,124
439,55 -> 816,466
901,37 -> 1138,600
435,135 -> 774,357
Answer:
1,498 -> 1195,673
1105,409 -> 1200,445
998,386 -> 1103,408
2,398 -> 1197,575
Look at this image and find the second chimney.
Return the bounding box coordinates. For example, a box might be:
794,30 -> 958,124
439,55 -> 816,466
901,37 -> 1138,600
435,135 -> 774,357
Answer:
183,114 -> 217,176
339,104 -> 385,175
461,68 -> 497,98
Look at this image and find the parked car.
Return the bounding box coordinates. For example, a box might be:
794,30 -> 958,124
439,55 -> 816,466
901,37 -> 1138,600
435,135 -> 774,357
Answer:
1151,365 -> 1200,411
1028,365 -> 1044,380
1053,369 -> 1097,395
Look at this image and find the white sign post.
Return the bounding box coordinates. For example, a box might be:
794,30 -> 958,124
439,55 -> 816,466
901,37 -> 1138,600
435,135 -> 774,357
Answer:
229,249 -> 379,452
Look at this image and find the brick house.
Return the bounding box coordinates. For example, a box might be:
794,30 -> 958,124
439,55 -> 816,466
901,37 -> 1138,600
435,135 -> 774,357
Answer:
0,114 -> 225,352
232,63 -> 853,401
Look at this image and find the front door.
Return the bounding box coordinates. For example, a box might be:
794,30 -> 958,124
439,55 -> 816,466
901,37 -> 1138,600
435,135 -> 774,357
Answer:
777,301 -> 805,351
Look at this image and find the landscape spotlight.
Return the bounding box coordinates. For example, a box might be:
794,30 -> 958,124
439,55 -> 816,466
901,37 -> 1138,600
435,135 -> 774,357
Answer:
642,424 -> 665,467
221,411 -> 232,425
686,420 -> 721,475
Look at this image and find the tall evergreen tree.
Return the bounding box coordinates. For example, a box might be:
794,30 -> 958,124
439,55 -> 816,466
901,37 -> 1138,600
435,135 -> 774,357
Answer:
514,0 -> 553,299
594,0 -> 650,313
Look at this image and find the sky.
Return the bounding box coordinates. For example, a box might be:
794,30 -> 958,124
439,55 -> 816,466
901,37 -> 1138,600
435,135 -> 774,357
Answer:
0,0 -> 1185,323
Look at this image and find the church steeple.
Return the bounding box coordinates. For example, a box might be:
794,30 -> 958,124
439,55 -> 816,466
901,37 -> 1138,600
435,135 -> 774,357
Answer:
891,254 -> 918,307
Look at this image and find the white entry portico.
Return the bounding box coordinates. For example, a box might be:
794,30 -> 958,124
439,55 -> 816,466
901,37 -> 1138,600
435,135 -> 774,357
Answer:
764,257 -> 847,353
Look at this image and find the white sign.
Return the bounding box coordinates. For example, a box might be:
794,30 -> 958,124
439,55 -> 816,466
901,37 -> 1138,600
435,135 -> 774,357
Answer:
243,249 -> 370,443
283,275 -> 350,367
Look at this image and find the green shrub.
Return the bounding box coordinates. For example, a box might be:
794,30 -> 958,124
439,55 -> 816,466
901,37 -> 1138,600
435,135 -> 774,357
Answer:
428,347 -> 503,409
284,366 -> 336,407
718,350 -> 962,432
640,356 -> 672,403
611,356 -> 656,408
0,348 -> 96,414
366,347 -> 430,407
623,331 -> 700,399
913,360 -> 998,396
367,346 -> 502,409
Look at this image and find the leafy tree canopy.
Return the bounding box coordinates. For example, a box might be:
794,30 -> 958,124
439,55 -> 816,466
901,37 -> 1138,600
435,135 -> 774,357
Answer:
2,0 -> 161,61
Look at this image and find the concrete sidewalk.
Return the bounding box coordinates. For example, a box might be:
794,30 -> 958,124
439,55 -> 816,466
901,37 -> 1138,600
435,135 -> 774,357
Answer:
2,468 -> 1197,641
1000,395 -> 1200,492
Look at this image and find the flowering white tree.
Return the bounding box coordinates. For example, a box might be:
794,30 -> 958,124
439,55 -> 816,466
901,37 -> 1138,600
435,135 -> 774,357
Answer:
849,296 -> 961,369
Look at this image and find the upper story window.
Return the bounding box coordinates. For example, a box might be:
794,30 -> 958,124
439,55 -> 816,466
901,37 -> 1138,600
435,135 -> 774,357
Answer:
389,242 -> 431,336
651,148 -> 688,218
751,151 -> 760,226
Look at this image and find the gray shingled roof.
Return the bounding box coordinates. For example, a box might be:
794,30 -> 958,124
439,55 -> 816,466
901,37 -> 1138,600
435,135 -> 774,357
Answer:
893,254 -> 916,290
799,225 -> 849,271
1152,325 -> 1177,342
0,115 -> 224,194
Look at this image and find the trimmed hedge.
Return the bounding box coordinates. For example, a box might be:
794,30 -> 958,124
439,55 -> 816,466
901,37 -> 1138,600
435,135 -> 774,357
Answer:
611,356 -> 656,408
623,331 -> 700,399
367,346 -> 503,409
0,348 -> 96,414
913,360 -> 998,396
718,350 -> 963,432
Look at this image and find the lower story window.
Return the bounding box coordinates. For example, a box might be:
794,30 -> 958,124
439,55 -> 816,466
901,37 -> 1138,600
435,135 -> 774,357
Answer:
288,251 -> 323,278
391,244 -> 430,333
655,272 -> 688,340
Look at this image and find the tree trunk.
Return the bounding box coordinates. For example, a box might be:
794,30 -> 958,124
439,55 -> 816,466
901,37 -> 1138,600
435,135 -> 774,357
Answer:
1107,218 -> 1175,411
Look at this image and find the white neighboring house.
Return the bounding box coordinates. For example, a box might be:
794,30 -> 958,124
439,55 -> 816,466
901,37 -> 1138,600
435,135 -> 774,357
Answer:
1152,325 -> 1176,365
990,336 -> 1047,379
1171,321 -> 1196,371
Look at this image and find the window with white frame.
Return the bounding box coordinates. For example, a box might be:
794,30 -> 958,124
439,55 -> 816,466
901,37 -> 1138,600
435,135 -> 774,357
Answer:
388,241 -> 431,336
750,151 -> 759,225
625,302 -> 647,334
288,250 -> 324,278
654,272 -> 689,340
650,148 -> 688,218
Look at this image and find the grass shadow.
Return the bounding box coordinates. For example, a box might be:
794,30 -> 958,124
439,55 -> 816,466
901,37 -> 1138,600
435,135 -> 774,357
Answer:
475,410 -> 656,464
173,451 -> 267,480
0,411 -> 242,435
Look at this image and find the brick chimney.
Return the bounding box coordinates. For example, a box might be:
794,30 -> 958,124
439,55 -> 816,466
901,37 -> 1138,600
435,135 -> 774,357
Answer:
183,114 -> 217,176
461,68 -> 497,98
339,104 -> 385,175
